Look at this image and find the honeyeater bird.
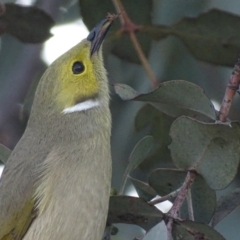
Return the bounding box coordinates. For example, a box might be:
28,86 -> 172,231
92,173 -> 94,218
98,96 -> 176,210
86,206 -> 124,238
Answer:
0,17 -> 113,240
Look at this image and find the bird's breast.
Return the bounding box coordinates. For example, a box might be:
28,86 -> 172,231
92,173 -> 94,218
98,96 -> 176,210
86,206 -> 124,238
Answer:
23,135 -> 111,240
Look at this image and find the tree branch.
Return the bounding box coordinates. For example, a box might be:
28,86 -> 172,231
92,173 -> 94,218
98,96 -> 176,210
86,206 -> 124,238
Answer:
111,0 -> 158,88
166,171 -> 197,240
219,56 -> 240,122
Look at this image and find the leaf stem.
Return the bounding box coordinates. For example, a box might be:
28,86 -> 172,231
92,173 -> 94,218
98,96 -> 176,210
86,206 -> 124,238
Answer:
111,0 -> 158,88
166,171 -> 196,239
149,188 -> 181,205
219,56 -> 240,122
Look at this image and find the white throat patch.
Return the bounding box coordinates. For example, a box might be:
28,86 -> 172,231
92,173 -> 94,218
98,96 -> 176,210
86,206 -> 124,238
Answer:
62,99 -> 100,114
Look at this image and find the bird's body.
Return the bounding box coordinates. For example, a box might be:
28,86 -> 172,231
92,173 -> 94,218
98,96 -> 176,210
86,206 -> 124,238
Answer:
0,18 -> 113,240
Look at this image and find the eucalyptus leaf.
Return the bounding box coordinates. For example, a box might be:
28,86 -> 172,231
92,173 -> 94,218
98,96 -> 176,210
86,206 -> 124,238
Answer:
0,3 -> 54,43
134,105 -> 174,169
212,188 -> 240,227
115,80 -> 216,121
130,177 -> 157,201
119,135 -> 154,194
135,104 -> 174,141
148,168 -> 185,196
149,169 -> 216,223
142,9 -> 240,67
169,117 -> 240,190
172,220 -> 226,240
114,83 -> 138,101
107,196 -> 164,231
181,175 -> 216,224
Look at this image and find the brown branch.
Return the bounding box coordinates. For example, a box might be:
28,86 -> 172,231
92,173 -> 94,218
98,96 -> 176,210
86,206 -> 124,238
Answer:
166,171 -> 197,240
149,188 -> 181,205
111,0 -> 158,88
219,56 -> 240,122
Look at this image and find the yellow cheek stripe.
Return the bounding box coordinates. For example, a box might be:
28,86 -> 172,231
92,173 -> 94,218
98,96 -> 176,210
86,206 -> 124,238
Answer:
55,62 -> 99,110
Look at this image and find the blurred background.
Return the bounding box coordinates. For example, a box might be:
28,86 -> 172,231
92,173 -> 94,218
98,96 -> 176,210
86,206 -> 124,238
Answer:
0,0 -> 240,239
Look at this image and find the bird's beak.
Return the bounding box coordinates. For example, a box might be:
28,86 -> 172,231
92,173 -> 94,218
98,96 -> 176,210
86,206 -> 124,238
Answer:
87,18 -> 113,56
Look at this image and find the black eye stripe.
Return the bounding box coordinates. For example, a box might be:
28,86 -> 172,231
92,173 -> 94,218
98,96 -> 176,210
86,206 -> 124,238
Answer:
72,61 -> 85,74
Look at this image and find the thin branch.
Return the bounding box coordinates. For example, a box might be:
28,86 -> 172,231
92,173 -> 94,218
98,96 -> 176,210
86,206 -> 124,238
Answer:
149,188 -> 181,205
129,32 -> 158,87
111,0 -> 125,26
219,56 -> 240,122
186,189 -> 194,221
111,0 -> 158,88
166,171 -> 197,240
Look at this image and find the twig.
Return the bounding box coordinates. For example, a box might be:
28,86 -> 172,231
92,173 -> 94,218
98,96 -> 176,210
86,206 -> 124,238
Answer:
111,0 -> 127,26
149,188 -> 181,205
111,0 -> 158,88
186,189 -> 194,221
219,56 -> 240,122
166,171 -> 196,240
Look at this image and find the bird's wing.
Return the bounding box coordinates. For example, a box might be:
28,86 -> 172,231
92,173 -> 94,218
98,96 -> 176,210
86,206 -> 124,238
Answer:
0,129 -> 50,240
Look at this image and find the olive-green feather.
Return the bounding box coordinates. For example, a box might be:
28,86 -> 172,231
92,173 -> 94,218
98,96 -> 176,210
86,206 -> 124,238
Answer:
0,17 -> 113,240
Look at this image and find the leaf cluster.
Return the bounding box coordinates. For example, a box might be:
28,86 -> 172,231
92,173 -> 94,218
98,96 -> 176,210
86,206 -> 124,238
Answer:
110,79 -> 240,239
1,1 -> 240,239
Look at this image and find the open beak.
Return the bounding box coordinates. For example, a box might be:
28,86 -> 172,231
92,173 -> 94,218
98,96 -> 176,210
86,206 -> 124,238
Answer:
87,18 -> 113,56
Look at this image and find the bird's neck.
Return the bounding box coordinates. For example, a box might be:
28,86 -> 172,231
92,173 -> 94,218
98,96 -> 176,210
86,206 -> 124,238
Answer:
28,77 -> 111,142
25,105 -> 112,240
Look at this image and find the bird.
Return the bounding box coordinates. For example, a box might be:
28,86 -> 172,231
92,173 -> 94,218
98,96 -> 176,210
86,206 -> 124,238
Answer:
0,17 -> 113,240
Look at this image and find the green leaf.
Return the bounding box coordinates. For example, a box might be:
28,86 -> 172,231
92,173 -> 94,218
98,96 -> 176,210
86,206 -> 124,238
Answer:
107,196 -> 164,231
114,83 -> 138,101
135,104 -> 173,144
149,168 -> 185,196
134,104 -> 174,169
142,9 -> 240,67
130,177 -> 157,201
119,135 -> 154,194
149,169 -> 216,223
0,3 -> 54,43
181,175 -> 216,224
79,0 -> 152,63
172,220 -> 226,240
169,117 -> 240,189
115,80 -> 216,121
0,143 -> 11,163
212,188 -> 240,227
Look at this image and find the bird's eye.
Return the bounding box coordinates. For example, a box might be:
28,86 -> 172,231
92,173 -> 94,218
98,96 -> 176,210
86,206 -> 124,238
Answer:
72,61 -> 85,74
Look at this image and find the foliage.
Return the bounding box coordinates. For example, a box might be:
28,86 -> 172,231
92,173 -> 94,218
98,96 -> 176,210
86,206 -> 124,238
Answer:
1,0 -> 240,239
0,3 -> 54,43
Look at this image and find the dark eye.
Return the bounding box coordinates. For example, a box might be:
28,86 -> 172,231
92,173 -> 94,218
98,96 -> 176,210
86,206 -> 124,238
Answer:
72,61 -> 85,74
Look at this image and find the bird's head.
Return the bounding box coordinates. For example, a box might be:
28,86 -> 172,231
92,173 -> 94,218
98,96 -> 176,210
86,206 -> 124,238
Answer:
34,17 -> 113,115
